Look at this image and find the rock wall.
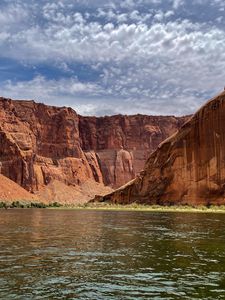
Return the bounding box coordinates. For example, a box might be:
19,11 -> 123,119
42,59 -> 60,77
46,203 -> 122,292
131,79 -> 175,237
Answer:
79,114 -> 188,188
99,91 -> 225,206
0,96 -> 187,203
0,98 -> 102,194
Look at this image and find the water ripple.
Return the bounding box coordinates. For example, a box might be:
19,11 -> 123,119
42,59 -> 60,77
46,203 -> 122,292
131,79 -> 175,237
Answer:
0,209 -> 225,299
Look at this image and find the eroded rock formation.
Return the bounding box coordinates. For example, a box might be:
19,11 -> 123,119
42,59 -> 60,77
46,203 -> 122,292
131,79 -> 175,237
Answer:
0,98 -> 100,192
0,96 -> 187,203
79,114 -> 188,188
99,91 -> 225,206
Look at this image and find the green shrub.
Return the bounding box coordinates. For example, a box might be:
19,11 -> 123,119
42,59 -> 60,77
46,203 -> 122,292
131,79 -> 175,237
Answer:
30,202 -> 47,208
49,202 -> 62,208
10,201 -> 24,208
0,202 -> 7,209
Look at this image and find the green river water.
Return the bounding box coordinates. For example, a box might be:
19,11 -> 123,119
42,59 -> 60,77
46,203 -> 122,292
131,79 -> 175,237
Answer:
0,209 -> 225,299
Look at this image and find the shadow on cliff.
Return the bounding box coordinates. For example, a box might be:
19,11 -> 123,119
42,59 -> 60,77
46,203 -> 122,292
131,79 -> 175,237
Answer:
93,90 -> 225,206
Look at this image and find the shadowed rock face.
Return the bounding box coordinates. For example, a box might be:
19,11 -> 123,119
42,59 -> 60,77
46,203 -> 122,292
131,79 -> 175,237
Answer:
99,91 -> 225,206
0,97 -> 187,203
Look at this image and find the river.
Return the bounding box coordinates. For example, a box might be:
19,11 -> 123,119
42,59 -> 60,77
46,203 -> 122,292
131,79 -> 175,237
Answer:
0,209 -> 225,299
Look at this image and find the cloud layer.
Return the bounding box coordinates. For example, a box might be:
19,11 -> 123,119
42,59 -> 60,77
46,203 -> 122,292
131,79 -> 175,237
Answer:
0,0 -> 225,115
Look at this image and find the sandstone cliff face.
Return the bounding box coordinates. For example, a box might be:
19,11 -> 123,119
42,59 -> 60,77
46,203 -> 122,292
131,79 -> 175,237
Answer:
0,96 -> 186,204
0,98 -> 103,197
99,91 -> 225,206
79,114 -> 187,188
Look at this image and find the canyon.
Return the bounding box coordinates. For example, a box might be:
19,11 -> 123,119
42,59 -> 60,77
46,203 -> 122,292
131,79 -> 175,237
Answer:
98,91 -> 225,206
0,97 -> 187,204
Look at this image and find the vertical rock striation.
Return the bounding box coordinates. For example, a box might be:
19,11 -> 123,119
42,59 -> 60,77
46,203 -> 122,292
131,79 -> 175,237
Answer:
99,91 -> 225,205
79,114 -> 188,188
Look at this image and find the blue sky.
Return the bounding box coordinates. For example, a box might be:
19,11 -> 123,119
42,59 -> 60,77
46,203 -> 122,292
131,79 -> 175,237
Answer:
0,0 -> 225,116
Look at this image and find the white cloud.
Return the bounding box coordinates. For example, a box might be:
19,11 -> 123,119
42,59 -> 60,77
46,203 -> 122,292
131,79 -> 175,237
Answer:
173,0 -> 184,10
0,0 -> 225,116
0,76 -> 101,102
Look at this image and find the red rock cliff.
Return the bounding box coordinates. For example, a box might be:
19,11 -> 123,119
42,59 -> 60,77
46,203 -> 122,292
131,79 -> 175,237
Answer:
0,97 -> 187,203
0,98 -> 102,193
79,114 -> 187,188
99,91 -> 225,206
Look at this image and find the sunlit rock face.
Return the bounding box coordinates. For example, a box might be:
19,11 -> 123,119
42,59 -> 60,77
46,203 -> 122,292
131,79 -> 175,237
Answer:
79,114 -> 187,188
0,173 -> 38,203
99,91 -> 225,206
0,96 -> 187,203
0,98 -> 101,194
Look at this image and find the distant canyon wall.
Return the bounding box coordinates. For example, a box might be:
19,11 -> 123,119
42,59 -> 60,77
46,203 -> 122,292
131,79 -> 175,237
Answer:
79,114 -> 188,188
0,97 -> 188,197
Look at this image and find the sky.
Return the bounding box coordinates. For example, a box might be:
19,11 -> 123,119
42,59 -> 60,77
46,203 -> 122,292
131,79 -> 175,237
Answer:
0,0 -> 225,116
